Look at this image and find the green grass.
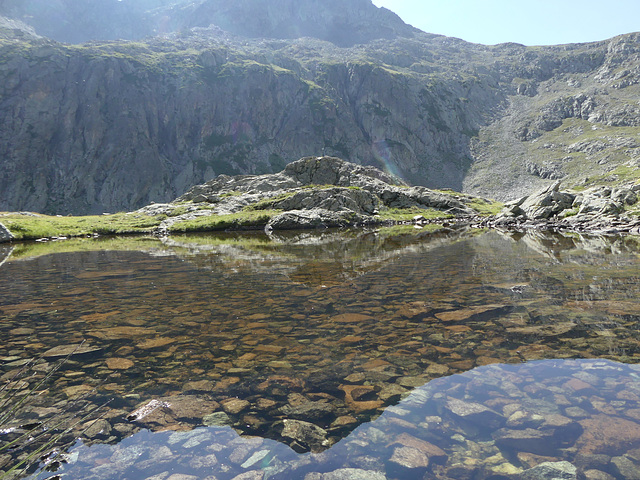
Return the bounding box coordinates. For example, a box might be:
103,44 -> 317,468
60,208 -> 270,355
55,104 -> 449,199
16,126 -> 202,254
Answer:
0,212 -> 166,240
244,192 -> 297,211
434,189 -> 503,216
467,198 -> 504,216
220,191 -> 243,198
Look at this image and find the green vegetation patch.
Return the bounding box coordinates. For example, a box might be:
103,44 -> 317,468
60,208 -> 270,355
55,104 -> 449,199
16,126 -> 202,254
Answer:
0,212 -> 165,240
244,192 -> 297,211
467,198 -> 504,216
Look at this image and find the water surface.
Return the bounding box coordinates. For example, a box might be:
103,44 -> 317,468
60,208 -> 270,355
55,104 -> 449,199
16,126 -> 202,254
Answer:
1,228 -> 640,479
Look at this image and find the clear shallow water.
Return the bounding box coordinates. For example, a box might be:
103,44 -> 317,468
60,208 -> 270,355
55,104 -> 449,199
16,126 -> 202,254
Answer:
41,359 -> 640,479
1,228 -> 640,479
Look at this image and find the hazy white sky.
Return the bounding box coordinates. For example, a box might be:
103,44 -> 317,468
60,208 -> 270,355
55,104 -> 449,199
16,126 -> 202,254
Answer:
372,0 -> 640,46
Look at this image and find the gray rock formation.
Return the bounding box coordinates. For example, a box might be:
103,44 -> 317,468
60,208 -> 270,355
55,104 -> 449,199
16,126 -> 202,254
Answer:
168,157 -> 478,231
487,180 -> 640,234
266,209 -> 365,231
521,461 -> 577,480
505,181 -> 576,220
0,222 -> 13,243
499,182 -> 639,221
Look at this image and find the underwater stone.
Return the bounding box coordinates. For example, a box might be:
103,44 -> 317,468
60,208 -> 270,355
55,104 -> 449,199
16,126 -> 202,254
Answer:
221,398 -> 250,414
388,446 -> 430,472
309,468 -> 387,480
521,461 -> 577,480
279,400 -> 336,422
583,470 -> 616,480
493,428 -> 560,457
281,419 -> 330,453
203,411 -> 232,426
106,357 -> 135,370
610,456 -> 640,480
444,397 -> 505,428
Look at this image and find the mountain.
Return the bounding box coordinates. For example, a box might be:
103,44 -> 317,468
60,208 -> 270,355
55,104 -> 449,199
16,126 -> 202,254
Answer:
0,0 -> 639,214
0,0 -> 415,46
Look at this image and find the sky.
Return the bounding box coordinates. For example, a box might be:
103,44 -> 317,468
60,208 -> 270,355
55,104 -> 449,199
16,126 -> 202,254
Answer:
371,0 -> 640,46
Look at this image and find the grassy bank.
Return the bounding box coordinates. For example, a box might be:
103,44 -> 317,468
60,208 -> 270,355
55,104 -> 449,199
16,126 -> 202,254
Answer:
0,212 -> 165,240
1,198 -> 499,242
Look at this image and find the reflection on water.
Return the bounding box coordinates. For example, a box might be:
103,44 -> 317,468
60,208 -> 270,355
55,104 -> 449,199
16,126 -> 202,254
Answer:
36,359 -> 640,479
0,228 -> 639,478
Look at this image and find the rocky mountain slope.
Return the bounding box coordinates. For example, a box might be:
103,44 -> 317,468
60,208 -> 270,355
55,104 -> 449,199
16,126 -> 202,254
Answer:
0,0 -> 639,215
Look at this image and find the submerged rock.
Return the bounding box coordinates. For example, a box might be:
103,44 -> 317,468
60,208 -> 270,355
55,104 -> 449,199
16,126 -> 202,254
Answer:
281,419 -> 331,453
306,468 -> 387,480
443,397 -> 505,429
388,446 -> 430,473
42,343 -> 102,358
521,461 -> 578,480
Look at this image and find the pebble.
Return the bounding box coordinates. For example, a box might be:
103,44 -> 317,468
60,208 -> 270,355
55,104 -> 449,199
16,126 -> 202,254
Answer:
106,357 -> 135,370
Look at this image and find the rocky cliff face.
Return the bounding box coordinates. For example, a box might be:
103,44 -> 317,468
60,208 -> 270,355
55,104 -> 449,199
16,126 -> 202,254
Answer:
0,1 -> 639,214
0,26 -> 490,213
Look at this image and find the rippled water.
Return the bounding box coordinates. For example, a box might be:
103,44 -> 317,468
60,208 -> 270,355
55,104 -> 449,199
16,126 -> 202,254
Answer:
1,228 -> 640,479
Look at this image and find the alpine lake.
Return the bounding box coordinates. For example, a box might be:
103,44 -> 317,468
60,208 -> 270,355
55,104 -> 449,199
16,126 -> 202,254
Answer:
2,226 -> 640,480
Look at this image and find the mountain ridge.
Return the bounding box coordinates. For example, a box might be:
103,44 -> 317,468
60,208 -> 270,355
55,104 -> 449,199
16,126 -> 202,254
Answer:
0,0 -> 417,46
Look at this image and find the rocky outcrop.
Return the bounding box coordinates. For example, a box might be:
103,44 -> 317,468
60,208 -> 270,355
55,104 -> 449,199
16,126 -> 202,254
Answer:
0,222 -> 13,243
487,181 -> 640,234
161,157 -> 480,231
266,208 -> 366,231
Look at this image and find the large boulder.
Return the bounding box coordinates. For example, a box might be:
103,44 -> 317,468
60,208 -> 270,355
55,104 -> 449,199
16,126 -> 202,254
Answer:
272,187 -> 380,215
573,185 -> 636,216
518,181 -> 575,219
266,208 -> 368,230
0,222 -> 13,243
379,186 -> 475,214
283,156 -> 404,189
177,157 -> 406,203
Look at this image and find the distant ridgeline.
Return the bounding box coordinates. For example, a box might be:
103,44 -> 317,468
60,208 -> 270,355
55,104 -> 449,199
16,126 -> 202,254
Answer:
0,0 -> 639,214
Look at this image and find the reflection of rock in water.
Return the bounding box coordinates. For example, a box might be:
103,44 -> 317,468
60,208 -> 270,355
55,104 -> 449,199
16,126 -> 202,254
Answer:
36,359 -> 640,480
162,226 -> 471,286
0,245 -> 13,268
